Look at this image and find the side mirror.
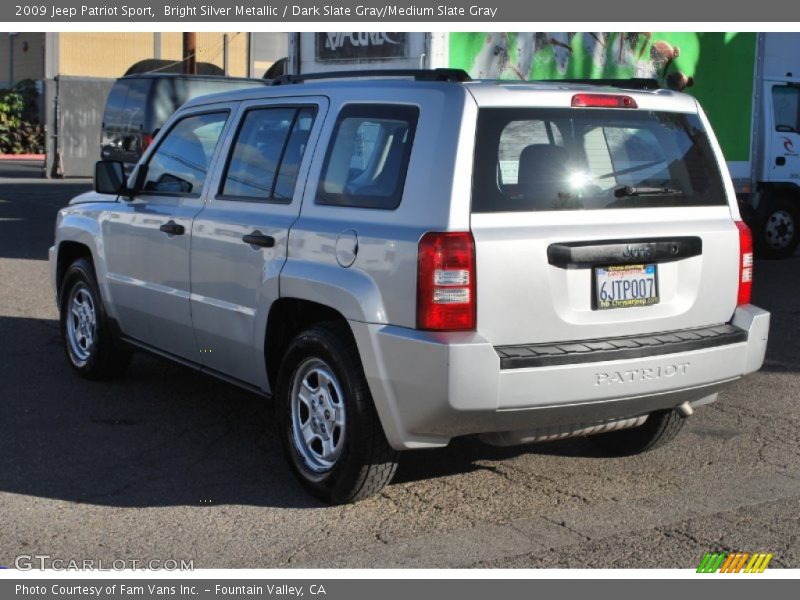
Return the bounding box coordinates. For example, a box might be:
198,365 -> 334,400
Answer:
94,160 -> 127,196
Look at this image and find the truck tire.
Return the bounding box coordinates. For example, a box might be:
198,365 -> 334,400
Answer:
59,258 -> 132,380
756,196 -> 800,259
589,409 -> 686,455
276,322 -> 398,504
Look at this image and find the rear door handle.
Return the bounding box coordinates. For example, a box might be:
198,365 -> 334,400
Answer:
159,220 -> 185,236
242,231 -> 275,248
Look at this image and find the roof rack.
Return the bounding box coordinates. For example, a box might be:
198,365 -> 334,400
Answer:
270,68 -> 472,86
532,78 -> 661,90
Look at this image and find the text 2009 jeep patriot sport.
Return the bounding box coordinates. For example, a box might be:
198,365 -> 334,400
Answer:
50,69 -> 770,503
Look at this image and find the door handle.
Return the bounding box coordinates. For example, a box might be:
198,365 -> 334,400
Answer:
159,220 -> 185,236
242,231 -> 276,248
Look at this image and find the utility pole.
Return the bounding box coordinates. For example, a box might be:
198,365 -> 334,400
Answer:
182,32 -> 197,75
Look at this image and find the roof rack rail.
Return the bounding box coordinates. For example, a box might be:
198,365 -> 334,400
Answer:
271,68 -> 472,86
533,78 -> 661,90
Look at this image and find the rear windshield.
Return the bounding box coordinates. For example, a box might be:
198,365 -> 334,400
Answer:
472,108 -> 726,213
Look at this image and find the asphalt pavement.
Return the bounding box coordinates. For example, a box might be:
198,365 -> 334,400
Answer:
1,175 -> 798,569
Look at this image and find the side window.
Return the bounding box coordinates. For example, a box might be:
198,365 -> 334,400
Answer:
220,106 -> 316,202
317,104 -> 419,210
773,85 -> 800,132
143,111 -> 228,196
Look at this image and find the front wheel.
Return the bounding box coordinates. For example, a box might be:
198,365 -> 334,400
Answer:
276,323 -> 398,504
59,258 -> 132,379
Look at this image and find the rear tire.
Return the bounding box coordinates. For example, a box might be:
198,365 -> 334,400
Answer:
276,322 -> 398,504
755,196 -> 799,259
59,257 -> 132,380
589,409 -> 686,455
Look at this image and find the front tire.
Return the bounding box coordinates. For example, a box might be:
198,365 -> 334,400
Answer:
590,409 -> 686,455
59,258 -> 131,380
276,322 -> 398,503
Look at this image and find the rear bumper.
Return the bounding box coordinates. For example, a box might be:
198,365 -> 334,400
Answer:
350,305 -> 769,450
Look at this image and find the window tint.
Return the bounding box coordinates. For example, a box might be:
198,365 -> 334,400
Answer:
773,85 -> 800,132
220,107 -> 316,202
103,81 -> 129,127
473,108 -> 726,212
122,78 -> 150,130
317,104 -> 418,209
143,112 -> 228,196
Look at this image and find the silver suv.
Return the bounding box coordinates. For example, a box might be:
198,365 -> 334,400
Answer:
50,70 -> 770,503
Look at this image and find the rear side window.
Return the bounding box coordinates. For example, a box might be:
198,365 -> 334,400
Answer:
220,107 -> 316,202
317,104 -> 419,210
142,111 -> 228,196
103,81 -> 129,127
473,108 -> 726,212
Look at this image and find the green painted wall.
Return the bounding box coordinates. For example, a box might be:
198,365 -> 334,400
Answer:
449,33 -> 756,161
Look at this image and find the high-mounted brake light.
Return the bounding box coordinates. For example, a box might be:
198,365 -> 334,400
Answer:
571,93 -> 638,109
417,232 -> 476,331
735,220 -> 753,306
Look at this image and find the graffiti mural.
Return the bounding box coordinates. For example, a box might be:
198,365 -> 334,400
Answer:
454,32 -> 696,89
449,32 -> 757,161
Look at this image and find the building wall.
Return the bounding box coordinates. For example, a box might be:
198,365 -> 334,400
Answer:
0,32 -> 45,87
57,32 -> 249,78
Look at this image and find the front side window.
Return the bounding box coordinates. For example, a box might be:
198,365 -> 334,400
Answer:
773,85 -> 800,132
317,104 -> 419,210
220,106 -> 316,202
143,111 -> 228,196
473,108 -> 726,212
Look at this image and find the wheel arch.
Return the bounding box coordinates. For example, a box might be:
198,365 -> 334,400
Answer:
264,297 -> 355,392
55,241 -> 94,302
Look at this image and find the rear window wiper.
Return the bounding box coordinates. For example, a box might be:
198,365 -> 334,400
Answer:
614,185 -> 683,198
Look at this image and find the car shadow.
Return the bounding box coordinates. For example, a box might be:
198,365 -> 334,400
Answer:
1,314 -> 617,509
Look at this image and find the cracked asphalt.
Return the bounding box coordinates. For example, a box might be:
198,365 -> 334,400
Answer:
1,173 -> 799,569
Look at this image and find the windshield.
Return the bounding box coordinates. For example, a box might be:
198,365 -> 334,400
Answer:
472,108 -> 726,212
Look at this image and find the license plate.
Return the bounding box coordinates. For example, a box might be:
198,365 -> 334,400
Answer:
594,264 -> 659,310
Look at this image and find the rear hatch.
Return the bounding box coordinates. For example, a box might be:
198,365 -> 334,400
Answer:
467,85 -> 741,347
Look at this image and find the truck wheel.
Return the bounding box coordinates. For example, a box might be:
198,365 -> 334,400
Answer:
589,409 -> 686,455
59,258 -> 132,380
756,196 -> 799,259
276,322 -> 398,504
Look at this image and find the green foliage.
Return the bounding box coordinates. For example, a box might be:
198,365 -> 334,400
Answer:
0,79 -> 44,154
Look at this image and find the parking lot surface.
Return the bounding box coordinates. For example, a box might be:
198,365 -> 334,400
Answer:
1,176 -> 798,568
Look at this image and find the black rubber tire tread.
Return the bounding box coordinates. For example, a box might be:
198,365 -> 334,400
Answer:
59,257 -> 132,380
589,409 -> 686,456
276,321 -> 398,504
755,195 -> 800,260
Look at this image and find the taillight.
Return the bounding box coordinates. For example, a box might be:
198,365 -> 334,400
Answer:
736,220 -> 753,305
141,133 -> 154,152
571,93 -> 637,109
417,232 -> 476,331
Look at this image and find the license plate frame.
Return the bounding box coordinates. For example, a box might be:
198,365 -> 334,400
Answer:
593,263 -> 659,310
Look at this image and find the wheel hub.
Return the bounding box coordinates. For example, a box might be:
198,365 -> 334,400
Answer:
66,284 -> 96,365
290,358 -> 346,473
766,209 -> 795,249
